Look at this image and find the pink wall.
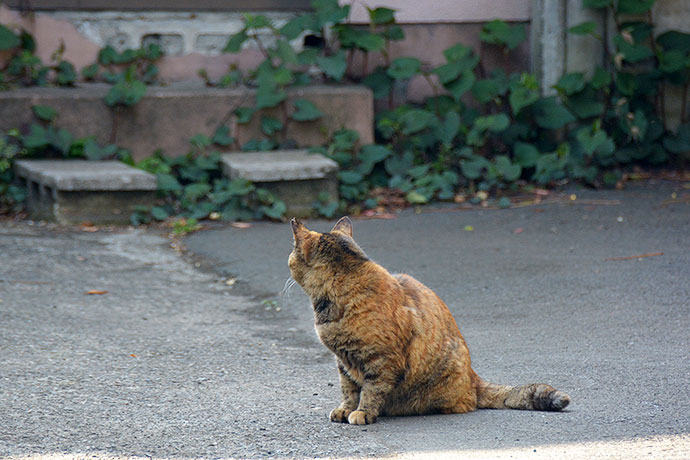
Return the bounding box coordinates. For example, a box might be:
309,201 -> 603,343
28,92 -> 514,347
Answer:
343,0 -> 530,23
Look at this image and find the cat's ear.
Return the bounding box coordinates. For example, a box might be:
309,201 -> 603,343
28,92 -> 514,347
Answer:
291,218 -> 306,242
291,218 -> 315,262
330,216 -> 353,237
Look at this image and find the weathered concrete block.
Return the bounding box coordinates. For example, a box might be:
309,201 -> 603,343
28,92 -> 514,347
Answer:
221,150 -> 339,218
14,160 -> 156,225
0,83 -> 374,161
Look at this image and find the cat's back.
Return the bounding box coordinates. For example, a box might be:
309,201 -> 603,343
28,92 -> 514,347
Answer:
393,273 -> 460,332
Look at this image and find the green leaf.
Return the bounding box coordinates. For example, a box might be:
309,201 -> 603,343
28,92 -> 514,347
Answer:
291,99 -> 324,121
22,124 -> 49,149
354,33 -> 386,52
55,61 -> 77,85
614,34 -> 653,63
104,80 -> 146,107
359,144 -> 391,164
184,183 -> 212,201
189,133 -> 212,149
81,63 -> 100,80
576,125 -> 613,155
261,116 -> 283,135
225,178 -> 255,196
83,139 -> 117,160
616,0 -> 655,14
224,30 -> 248,53
460,156 -> 490,180
443,43 -> 472,62
659,50 -> 688,74
339,170 -> 364,184
384,151 -> 414,176
316,50 -> 347,81
657,31 -> 690,53
474,113 -> 510,132
480,20 -> 526,50
387,57 -> 421,80
569,21 -> 598,36
533,97 -> 576,129
591,67 -> 612,89
662,123 -> 690,154
151,206 -> 169,221
314,0 -> 350,28
399,109 -> 435,134
440,112 -> 461,144
244,14 -> 271,29
280,16 -> 310,40
555,72 -> 586,95
256,87 -> 287,109
234,107 -> 255,124
494,155 -> 522,181
363,68 -> 394,99
446,71 -> 476,101
32,105 -> 57,122
509,86 -> 539,115
513,142 -> 540,167
261,199 -> 286,220
212,125 -> 234,146
497,197 -> 512,208
157,173 -> 183,192
368,7 -> 396,24
275,39 -> 298,64
566,88 -> 605,119
472,78 -> 504,103
0,24 -> 20,51
406,190 -> 428,204
434,56 -> 479,84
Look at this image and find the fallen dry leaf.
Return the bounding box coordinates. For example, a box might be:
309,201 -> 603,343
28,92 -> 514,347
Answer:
130,353 -> 137,358
85,290 -> 108,295
605,252 -> 663,261
231,222 -> 253,229
79,222 -> 100,232
513,227 -> 524,234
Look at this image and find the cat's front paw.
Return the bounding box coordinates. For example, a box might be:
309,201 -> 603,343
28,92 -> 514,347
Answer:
347,410 -> 377,425
329,407 -> 353,423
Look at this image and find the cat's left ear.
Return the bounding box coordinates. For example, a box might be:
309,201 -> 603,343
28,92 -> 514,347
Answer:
330,216 -> 353,237
291,218 -> 306,242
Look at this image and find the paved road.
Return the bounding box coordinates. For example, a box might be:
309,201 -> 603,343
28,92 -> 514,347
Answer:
1,180 -> 689,459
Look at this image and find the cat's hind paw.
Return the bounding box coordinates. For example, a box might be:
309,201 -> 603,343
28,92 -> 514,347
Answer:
347,410 -> 377,425
329,407 -> 353,423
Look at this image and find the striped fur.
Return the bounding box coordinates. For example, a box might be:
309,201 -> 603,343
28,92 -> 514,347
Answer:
289,217 -> 570,425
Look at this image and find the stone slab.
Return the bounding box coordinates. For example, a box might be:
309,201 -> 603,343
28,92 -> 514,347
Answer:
14,160 -> 157,191
14,160 -> 157,224
0,83 -> 374,161
220,150 -> 338,182
220,150 -> 339,218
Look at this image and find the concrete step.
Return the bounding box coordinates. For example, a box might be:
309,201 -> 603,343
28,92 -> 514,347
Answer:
0,83 -> 373,162
14,160 -> 157,225
221,149 -> 339,218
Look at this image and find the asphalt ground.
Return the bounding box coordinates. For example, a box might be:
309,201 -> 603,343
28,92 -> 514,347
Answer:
1,179 -> 689,459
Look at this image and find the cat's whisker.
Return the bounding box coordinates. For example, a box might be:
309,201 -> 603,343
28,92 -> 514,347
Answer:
280,277 -> 298,308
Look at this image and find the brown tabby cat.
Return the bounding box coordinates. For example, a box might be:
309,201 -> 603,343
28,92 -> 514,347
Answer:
288,216 -> 570,425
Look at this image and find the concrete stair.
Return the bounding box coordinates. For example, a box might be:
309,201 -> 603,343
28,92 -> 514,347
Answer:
14,160 -> 156,225
221,149 -> 338,218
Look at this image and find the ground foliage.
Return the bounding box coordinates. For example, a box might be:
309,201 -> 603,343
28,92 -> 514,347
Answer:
218,0 -> 689,216
2,0 -> 690,219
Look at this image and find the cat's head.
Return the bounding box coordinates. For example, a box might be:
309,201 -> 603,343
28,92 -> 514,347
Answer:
288,216 -> 368,290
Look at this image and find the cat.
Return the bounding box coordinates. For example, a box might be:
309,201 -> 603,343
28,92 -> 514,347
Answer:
288,216 -> 570,425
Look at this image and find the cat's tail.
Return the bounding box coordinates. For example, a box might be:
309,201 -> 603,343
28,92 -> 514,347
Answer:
475,378 -> 570,411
